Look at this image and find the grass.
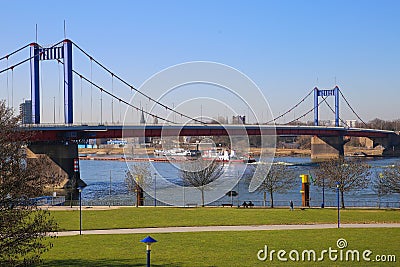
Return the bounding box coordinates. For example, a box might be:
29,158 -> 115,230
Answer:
51,207 -> 400,231
40,228 -> 400,266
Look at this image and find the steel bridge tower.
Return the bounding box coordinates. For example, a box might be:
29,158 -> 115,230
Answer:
313,86 -> 340,126
30,39 -> 73,124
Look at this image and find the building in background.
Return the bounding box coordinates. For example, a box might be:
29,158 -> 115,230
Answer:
19,100 -> 32,124
345,120 -> 357,128
232,115 -> 245,124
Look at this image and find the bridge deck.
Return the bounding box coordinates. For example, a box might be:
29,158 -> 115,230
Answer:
21,124 -> 396,141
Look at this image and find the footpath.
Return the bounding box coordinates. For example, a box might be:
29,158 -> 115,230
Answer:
55,223 -> 400,237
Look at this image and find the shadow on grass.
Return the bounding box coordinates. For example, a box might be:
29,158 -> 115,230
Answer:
40,259 -> 183,267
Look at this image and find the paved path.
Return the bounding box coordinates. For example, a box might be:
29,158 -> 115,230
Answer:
55,223 -> 400,237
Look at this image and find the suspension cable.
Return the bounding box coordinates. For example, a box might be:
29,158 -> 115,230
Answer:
100,88 -> 103,124
111,73 -> 114,124
71,68 -> 176,124
265,88 -> 314,124
322,97 -> 350,127
80,75 -> 83,124
58,61 -> 61,122
72,41 -> 205,125
0,41 -> 63,75
0,44 -> 30,61
90,59 -> 93,122
338,89 -> 367,126
285,96 -> 328,125
119,99 -> 122,123
0,55 -> 34,75
51,50 -> 177,124
11,68 -> 14,109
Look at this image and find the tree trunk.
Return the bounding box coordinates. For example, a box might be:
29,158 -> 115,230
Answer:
270,190 -> 274,208
201,188 -> 205,207
135,185 -> 139,207
263,191 -> 266,207
341,190 -> 345,209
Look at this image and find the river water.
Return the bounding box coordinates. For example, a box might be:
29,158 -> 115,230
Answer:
79,155 -> 400,208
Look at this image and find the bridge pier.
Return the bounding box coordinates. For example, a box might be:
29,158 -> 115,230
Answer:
372,134 -> 400,157
28,142 -> 86,191
311,136 -> 348,160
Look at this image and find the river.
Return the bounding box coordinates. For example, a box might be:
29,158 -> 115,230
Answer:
78,155 -> 400,208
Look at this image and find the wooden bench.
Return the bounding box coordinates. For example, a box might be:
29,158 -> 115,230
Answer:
221,203 -> 233,207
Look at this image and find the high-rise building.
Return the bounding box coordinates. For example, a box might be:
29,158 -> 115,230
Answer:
19,100 -> 32,124
232,115 -> 246,124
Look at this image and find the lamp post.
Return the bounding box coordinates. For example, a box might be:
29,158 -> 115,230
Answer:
78,186 -> 82,235
378,173 -> 384,208
53,96 -> 56,124
336,182 -> 340,228
153,173 -> 157,207
183,180 -> 186,207
322,176 -> 325,208
109,170 -> 112,207
52,175 -> 55,206
140,236 -> 157,267
237,171 -> 240,207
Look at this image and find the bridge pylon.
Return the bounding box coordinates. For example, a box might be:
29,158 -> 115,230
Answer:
30,39 -> 73,124
314,86 -> 340,126
30,43 -> 40,124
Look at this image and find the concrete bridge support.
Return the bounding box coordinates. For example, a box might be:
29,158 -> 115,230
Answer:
311,136 -> 348,160
28,142 -> 86,189
372,134 -> 400,157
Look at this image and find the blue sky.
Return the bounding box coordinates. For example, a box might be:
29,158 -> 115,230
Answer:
0,0 -> 399,123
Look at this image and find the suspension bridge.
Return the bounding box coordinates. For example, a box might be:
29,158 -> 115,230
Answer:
1,39 -> 399,184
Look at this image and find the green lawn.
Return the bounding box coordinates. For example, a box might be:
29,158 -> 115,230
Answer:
41,228 -> 400,266
51,207 -> 400,231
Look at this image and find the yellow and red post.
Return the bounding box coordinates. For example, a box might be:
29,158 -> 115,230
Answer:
300,174 -> 310,207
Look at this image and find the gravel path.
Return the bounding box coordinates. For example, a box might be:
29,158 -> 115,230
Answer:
55,223 -> 400,237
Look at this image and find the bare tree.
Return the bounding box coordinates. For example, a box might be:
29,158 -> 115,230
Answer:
255,164 -> 296,208
358,118 -> 400,131
125,162 -> 152,207
372,172 -> 390,208
180,159 -> 224,207
0,101 -> 59,266
379,165 -> 400,194
314,158 -> 371,208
